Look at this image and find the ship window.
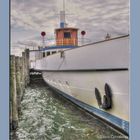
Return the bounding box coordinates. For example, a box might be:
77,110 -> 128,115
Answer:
43,52 -> 45,57
52,51 -> 56,54
64,32 -> 71,38
47,51 -> 50,56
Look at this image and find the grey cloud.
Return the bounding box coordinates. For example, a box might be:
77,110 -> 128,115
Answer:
11,0 -> 129,55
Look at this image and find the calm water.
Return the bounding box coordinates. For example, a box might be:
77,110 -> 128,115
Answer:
16,78 -> 128,140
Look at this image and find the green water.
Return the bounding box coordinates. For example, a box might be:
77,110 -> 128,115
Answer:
16,79 -> 128,140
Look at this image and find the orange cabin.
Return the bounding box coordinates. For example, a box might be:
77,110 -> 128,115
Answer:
55,27 -> 78,46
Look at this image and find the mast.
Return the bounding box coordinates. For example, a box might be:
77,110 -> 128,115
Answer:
56,0 -> 78,46
63,0 -> 65,11
60,0 -> 66,28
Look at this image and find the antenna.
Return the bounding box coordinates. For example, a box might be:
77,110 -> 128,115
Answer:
63,0 -> 65,11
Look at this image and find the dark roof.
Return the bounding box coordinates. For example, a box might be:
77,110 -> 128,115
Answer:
55,27 -> 79,31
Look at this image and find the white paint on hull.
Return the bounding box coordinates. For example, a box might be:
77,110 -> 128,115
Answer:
42,70 -> 129,122
31,36 -> 129,71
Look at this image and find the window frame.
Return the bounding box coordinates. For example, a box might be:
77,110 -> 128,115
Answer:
64,32 -> 71,38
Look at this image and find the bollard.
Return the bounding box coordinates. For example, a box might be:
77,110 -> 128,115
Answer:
10,55 -> 18,130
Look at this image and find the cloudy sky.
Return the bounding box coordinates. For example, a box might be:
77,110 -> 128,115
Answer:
11,0 -> 129,55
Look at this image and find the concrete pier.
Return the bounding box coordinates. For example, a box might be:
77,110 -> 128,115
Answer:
10,49 -> 30,131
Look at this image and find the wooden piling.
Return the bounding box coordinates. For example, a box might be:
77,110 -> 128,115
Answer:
10,49 -> 30,132
25,49 -> 30,85
15,56 -> 22,115
10,55 -> 18,130
22,52 -> 26,88
19,57 -> 24,100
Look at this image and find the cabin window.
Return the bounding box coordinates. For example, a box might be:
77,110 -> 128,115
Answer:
47,51 -> 50,56
52,51 -> 56,54
64,32 -> 71,38
43,52 -> 45,57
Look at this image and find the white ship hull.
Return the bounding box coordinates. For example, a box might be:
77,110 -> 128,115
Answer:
30,35 -> 129,134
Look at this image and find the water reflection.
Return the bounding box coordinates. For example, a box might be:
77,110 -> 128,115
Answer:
16,80 -> 127,140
